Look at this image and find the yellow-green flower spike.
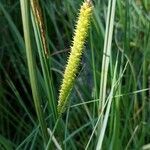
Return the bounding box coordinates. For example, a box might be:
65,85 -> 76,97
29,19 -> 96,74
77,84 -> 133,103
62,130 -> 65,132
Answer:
57,0 -> 93,115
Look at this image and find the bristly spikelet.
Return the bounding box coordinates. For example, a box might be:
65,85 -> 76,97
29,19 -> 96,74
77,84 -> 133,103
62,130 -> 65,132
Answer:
57,0 -> 93,115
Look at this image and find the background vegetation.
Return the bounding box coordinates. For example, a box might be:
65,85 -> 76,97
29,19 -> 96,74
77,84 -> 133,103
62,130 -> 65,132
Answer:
0,0 -> 150,149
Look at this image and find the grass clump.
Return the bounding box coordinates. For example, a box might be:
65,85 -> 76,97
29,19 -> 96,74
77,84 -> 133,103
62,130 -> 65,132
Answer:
0,0 -> 150,149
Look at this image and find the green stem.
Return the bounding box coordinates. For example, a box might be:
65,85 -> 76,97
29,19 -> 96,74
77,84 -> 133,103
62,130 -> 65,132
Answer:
20,0 -> 48,146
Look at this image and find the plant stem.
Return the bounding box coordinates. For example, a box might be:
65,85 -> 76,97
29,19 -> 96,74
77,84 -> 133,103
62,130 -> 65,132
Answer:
20,0 -> 48,146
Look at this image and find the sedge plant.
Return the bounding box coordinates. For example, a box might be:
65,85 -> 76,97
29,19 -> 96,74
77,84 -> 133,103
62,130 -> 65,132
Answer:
57,0 -> 93,116
0,0 -> 150,149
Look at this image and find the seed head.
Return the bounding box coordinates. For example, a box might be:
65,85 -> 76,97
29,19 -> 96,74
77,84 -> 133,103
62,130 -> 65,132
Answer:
57,1 -> 93,116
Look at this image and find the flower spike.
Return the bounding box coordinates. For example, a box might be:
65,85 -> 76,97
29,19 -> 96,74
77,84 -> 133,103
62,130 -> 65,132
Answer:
57,1 -> 93,115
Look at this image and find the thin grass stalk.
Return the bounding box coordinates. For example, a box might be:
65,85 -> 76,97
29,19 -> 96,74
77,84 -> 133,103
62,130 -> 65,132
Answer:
20,0 -> 48,146
97,0 -> 116,148
140,31 -> 150,145
98,0 -> 116,112
110,79 -> 121,149
96,52 -> 118,150
46,118 -> 60,150
30,0 -> 57,122
124,0 -> 138,116
30,0 -> 49,57
90,29 -> 98,120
